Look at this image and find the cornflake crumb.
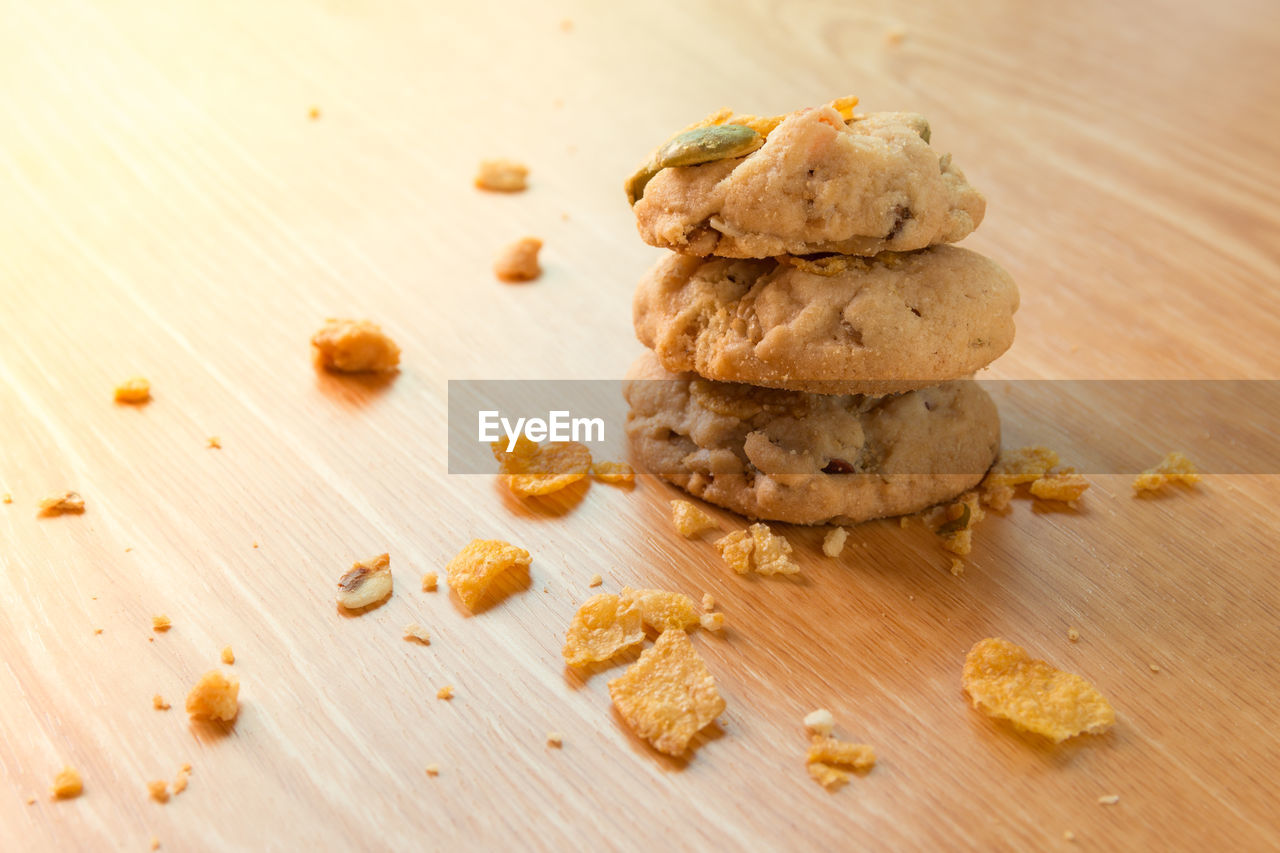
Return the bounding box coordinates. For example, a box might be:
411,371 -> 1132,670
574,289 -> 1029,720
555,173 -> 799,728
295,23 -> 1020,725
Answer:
701,592 -> 715,612
38,492 -> 85,517
437,685 -> 454,701
1133,451 -> 1200,493
220,645 -> 235,665
803,709 -> 835,737
590,461 -> 635,485
51,767 -> 83,799
1149,663 -> 1161,673
562,593 -> 644,666
807,736 -> 876,771
962,637 -> 1114,742
114,377 -> 151,404
475,159 -> 529,192
207,436 -> 221,449
403,623 -> 431,644
588,574 -> 603,588
491,436 -> 590,496
152,615 -> 172,632
981,446 -> 1059,508
823,527 -> 848,557
425,764 -> 440,777
147,780 -> 169,804
311,318 -> 401,373
807,761 -> 849,789
172,765 -> 190,795
185,669 -> 240,722
949,557 -> 965,577
421,571 -> 439,592
1029,468 -> 1090,503
446,539 -> 531,611
699,612 -> 725,631
670,499 -> 718,538
546,732 -> 563,748
714,523 -> 800,575
607,629 -> 725,756
1098,794 -> 1120,806
152,695 -> 171,711
337,553 -> 393,610
1067,627 -> 1080,642
493,237 -> 543,283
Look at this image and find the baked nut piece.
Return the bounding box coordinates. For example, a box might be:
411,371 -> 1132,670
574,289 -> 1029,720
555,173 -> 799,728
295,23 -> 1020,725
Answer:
630,103 -> 984,258
623,352 -> 998,525
311,318 -> 401,373
634,246 -> 1017,396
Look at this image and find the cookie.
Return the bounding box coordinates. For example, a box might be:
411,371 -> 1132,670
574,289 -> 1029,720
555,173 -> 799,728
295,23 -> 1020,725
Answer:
623,352 -> 999,525
631,105 -> 984,258
633,245 -> 1018,396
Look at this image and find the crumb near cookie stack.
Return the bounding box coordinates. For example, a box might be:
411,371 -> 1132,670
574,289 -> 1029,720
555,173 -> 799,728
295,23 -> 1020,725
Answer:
622,97 -> 1018,525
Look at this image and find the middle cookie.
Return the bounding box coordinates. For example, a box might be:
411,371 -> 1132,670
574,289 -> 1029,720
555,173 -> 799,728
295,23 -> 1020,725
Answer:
634,244 -> 1019,397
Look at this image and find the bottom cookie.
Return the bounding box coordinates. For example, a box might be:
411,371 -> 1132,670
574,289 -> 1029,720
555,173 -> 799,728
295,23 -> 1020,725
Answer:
624,352 -> 999,525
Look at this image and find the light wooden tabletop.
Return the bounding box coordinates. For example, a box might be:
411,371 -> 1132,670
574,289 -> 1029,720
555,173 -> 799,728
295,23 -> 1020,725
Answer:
3,0 -> 1279,849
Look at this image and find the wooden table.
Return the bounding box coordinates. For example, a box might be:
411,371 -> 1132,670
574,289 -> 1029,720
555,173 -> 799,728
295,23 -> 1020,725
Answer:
4,0 -> 1279,849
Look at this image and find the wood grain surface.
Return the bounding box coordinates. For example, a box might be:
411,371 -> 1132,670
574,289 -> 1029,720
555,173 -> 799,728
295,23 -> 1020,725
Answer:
3,0 -> 1279,849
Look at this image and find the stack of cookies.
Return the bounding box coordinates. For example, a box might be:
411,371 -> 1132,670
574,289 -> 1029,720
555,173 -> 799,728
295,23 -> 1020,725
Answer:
621,97 -> 1019,525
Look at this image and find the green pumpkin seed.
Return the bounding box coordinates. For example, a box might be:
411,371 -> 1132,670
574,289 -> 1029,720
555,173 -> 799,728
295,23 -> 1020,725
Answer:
626,123 -> 765,205
935,502 -> 971,536
903,114 -> 931,144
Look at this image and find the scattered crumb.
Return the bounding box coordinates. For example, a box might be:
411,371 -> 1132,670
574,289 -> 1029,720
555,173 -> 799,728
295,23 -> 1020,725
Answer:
491,436 -> 590,496
884,24 -> 906,44
152,615 -> 172,632
1133,451 -> 1200,493
714,523 -> 800,575
807,736 -> 876,771
670,499 -> 718,538
701,592 -> 715,612
152,695 -> 171,711
114,377 -> 151,404
590,461 -> 635,485
403,623 -> 431,644
147,780 -> 169,803
308,105 -> 320,120
220,645 -> 235,665
1149,663 -> 1161,673
822,527 -> 848,557
929,491 -> 984,555
607,629 -> 725,756
150,837 -> 160,851
949,557 -> 965,577
185,669 -> 240,722
421,571 -> 438,592
1063,830 -> 1076,842
562,593 -> 644,666
1029,468 -> 1090,503
546,732 -> 563,748
93,628 -> 103,635
1097,794 -> 1120,806
252,542 -> 258,549
1067,627 -> 1080,642
207,436 -> 221,449
436,685 -> 454,701
26,797 -> 35,805
699,612 -> 725,631
172,765 -> 190,795
311,318 -> 401,373
446,539 -> 531,611
493,236 -> 543,283
2,493 -> 10,504
51,767 -> 83,799
425,764 -> 440,777
38,492 -> 84,517
962,637 -> 1114,742
337,553 -> 393,610
474,159 -> 529,192
981,446 -> 1059,509
559,18 -> 573,32
807,761 -> 849,790
899,516 -> 909,528
588,574 -> 603,588
803,709 -> 835,737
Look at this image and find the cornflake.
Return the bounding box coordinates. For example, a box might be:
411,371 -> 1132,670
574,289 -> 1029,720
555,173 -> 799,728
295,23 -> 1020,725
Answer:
1133,451 -> 1200,493
714,523 -> 800,575
185,669 -> 240,722
494,236 -> 543,283
807,762 -> 850,789
475,159 -> 529,192
337,553 -> 393,610
51,767 -> 83,799
147,780 -> 169,803
981,446 -> 1059,509
701,593 -> 715,611
807,736 -> 876,771
152,615 -> 172,632
591,461 -> 635,485
38,492 -> 85,517
446,539 -> 531,611
220,645 -> 235,665
962,637 -> 1115,742
311,318 -> 401,373
620,587 -> 700,631
491,436 -> 591,497
670,499 -> 718,538
1030,468 -> 1090,503
699,612 -> 725,631
437,685 -> 454,701
114,377 -> 151,404
403,623 -> 431,644
173,765 -> 191,795
823,527 -> 848,557
607,629 -> 725,756
562,593 -> 644,666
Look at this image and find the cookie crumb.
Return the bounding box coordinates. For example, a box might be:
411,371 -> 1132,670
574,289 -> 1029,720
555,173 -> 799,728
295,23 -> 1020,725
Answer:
1097,794 -> 1120,806
559,18 -> 573,32
446,539 -> 531,610
981,446 -> 1059,508
51,767 -> 83,799
949,557 -> 965,576
114,377 -> 151,404
670,499 -> 718,538
152,695 -> 170,711
436,685 -> 454,701
220,645 -> 235,665
807,761 -> 849,790
699,612 -> 725,631
1067,627 -> 1080,642
94,628 -> 103,635
493,237 -> 543,283
715,523 -> 800,575
38,492 -> 85,517
152,615 -> 172,632
807,736 -> 876,771
1063,830 -> 1076,842
884,25 -> 906,45
1133,451 -> 1200,493
475,159 -> 529,192
421,571 -> 438,592
337,553 -> 393,610
311,318 -> 401,373
207,436 -> 221,449
425,764 -> 440,777
803,709 -> 835,737
147,780 -> 169,803
2,493 -> 10,504
701,592 -> 715,611
1149,663 -> 1161,673
546,732 -> 563,748
590,461 -> 635,485
150,837 -> 160,851
588,574 -> 603,588
403,623 -> 431,644
1029,469 -> 1090,503
899,516 -> 909,528
185,669 -> 240,722
822,527 -> 848,557
607,629 -> 725,756
172,765 -> 190,795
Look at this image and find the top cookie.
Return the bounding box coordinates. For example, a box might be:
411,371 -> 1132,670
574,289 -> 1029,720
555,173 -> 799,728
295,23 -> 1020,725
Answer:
629,102 -> 985,258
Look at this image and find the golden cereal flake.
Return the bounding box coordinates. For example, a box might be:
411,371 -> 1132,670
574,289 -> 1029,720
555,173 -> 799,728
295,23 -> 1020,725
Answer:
491,436 -> 591,497
807,736 -> 876,771
1030,469 -> 1090,503
152,615 -> 172,632
421,571 -> 439,592
437,685 -> 454,701
475,159 -> 529,192
807,761 -> 850,789
185,669 -> 240,722
493,236 -> 543,283
446,539 -> 532,611
699,612 -> 725,631
152,695 -> 171,711
51,767 -> 83,799
337,553 -> 393,610
38,492 -> 85,517
620,587 -> 700,631
701,592 -> 715,612
714,523 -> 800,575
591,461 -> 635,485
1133,451 -> 1201,493
114,377 -> 151,404
220,645 -> 235,665
147,780 -> 169,803
607,629 -> 725,756
962,637 -> 1115,743
671,499 -> 718,538
403,623 -> 431,644
822,527 -> 848,557
311,318 -> 401,373
562,593 -> 644,666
